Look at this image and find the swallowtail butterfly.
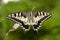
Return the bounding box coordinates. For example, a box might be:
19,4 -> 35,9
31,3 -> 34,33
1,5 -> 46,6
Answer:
6,11 -> 51,35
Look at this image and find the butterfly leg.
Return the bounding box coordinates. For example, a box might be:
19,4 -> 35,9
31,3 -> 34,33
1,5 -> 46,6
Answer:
6,23 -> 20,36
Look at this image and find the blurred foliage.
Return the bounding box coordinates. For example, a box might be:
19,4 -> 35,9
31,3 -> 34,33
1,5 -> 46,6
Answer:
0,0 -> 60,40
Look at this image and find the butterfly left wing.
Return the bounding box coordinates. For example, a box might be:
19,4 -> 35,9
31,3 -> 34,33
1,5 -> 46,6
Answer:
6,12 -> 30,35
33,11 -> 52,31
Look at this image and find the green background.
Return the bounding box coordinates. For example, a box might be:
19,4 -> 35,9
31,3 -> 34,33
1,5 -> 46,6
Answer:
0,0 -> 60,40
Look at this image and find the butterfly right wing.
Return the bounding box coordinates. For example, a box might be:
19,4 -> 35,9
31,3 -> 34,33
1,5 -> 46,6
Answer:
33,11 -> 52,31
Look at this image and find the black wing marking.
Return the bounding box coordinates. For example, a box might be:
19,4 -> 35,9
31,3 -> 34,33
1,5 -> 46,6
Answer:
33,11 -> 51,30
7,12 -> 29,30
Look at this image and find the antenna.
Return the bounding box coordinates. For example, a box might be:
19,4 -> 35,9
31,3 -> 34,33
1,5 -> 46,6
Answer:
32,7 -> 36,11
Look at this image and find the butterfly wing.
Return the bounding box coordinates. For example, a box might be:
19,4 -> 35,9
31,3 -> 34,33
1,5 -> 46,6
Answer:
7,12 -> 30,31
7,11 -> 52,31
33,11 -> 51,31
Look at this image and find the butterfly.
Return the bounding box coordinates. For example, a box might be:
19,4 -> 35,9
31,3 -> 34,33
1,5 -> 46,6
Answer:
6,11 -> 51,35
